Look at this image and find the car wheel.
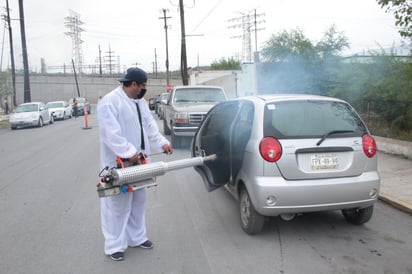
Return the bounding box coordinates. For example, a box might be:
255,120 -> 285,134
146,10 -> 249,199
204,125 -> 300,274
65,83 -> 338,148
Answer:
62,112 -> 66,120
11,126 -> 17,130
342,205 -> 374,225
163,119 -> 171,135
50,115 -> 54,124
239,187 -> 265,235
38,117 -> 44,127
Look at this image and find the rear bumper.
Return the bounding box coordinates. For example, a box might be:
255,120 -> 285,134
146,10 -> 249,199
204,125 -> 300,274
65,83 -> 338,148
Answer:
172,126 -> 198,136
245,171 -> 380,216
10,120 -> 38,127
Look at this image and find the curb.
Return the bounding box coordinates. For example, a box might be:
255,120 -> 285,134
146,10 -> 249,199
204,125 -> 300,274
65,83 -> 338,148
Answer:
379,192 -> 412,214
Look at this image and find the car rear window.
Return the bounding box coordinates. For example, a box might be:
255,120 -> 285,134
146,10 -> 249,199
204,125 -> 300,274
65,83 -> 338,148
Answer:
264,100 -> 367,138
173,88 -> 226,103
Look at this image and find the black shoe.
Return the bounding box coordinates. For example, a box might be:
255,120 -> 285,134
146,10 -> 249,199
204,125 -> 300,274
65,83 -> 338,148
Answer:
138,240 -> 154,249
110,252 -> 124,261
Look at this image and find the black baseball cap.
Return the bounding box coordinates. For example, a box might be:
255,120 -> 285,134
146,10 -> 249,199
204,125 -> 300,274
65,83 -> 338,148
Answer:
119,67 -> 147,83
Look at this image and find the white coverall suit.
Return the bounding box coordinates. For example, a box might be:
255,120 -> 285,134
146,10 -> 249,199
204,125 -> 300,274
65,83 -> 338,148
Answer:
97,86 -> 169,255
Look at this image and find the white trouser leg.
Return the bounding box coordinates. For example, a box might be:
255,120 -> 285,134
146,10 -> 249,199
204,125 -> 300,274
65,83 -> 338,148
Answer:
126,188 -> 147,246
100,193 -> 133,255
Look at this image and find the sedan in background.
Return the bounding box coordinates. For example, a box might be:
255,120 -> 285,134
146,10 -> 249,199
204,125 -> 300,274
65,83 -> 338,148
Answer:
47,100 -> 72,120
192,94 -> 380,234
9,102 -> 54,129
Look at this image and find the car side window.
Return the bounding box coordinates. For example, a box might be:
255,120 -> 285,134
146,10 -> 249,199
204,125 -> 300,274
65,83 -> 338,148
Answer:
200,101 -> 239,183
231,102 -> 254,179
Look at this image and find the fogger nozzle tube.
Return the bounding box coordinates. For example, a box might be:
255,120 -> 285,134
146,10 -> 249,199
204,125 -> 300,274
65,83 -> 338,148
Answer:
109,154 -> 217,186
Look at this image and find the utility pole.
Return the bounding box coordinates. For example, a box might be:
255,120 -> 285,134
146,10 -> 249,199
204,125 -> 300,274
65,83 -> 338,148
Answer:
105,44 -> 115,74
253,9 -> 265,62
18,0 -> 30,102
98,45 -> 102,77
153,48 -> 158,78
5,0 -> 16,106
159,9 -> 171,85
228,9 -> 265,63
179,0 -> 188,85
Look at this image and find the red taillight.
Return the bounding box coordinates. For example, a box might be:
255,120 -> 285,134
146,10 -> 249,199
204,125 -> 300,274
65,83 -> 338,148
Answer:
362,134 -> 377,158
259,137 -> 282,162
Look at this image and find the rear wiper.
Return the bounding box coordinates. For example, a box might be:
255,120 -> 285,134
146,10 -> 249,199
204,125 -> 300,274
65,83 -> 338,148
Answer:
316,130 -> 355,146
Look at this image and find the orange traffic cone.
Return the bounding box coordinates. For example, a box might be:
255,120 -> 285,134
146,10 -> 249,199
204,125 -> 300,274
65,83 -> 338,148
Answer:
82,105 -> 92,130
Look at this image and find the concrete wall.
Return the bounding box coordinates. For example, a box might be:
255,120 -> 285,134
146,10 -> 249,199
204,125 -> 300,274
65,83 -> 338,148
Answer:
13,74 -> 182,104
375,136 -> 412,159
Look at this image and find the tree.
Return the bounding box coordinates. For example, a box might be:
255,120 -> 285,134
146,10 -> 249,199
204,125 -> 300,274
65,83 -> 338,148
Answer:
259,26 -> 349,94
210,57 -> 241,70
261,25 -> 349,63
316,24 -> 350,59
261,28 -> 318,63
377,0 -> 412,40
0,72 -> 12,100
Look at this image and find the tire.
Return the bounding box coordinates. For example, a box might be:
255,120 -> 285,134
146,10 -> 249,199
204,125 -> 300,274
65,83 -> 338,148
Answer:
63,112 -> 66,120
50,115 -> 54,124
38,117 -> 44,127
163,119 -> 171,135
239,187 -> 265,234
11,126 -> 17,130
342,205 -> 374,225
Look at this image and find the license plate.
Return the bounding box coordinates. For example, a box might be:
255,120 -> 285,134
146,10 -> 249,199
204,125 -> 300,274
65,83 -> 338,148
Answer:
311,153 -> 338,170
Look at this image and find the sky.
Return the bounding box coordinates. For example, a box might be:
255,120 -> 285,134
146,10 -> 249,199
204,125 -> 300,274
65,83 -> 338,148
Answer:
1,0 -> 406,74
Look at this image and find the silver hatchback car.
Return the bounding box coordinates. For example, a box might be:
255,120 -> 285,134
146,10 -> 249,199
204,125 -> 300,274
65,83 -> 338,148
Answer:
191,94 -> 380,234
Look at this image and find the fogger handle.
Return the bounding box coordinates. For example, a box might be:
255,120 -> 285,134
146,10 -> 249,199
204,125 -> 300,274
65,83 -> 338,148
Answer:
110,154 -> 216,186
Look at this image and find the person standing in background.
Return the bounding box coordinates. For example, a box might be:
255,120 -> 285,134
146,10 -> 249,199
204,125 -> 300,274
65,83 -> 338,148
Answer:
3,98 -> 9,115
72,98 -> 78,118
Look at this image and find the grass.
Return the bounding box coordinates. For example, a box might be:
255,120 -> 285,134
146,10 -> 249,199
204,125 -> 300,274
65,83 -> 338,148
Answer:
367,120 -> 412,142
0,117 -> 9,129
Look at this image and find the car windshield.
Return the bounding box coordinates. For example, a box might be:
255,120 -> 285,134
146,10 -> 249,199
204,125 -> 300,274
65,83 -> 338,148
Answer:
77,98 -> 86,103
47,102 -> 64,108
264,100 -> 367,138
15,104 -> 39,113
173,88 -> 226,103
161,93 -> 170,103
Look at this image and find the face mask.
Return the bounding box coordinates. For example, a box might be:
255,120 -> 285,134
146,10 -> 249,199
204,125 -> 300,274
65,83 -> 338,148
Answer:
137,88 -> 147,99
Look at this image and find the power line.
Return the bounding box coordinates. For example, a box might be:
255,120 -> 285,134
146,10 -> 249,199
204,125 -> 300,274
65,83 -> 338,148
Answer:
228,8 -> 265,63
64,10 -> 85,74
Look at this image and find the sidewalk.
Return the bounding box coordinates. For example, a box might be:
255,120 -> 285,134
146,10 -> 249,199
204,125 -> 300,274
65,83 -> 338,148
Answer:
377,151 -> 412,214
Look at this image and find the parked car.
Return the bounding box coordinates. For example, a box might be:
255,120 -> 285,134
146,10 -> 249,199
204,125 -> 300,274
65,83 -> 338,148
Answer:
157,92 -> 170,119
148,97 -> 155,110
69,97 -> 91,115
163,85 -> 228,148
9,102 -> 54,130
191,94 -> 380,234
46,100 -> 72,120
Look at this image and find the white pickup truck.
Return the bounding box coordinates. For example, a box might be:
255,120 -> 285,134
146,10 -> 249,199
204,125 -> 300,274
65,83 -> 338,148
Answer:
162,85 -> 228,148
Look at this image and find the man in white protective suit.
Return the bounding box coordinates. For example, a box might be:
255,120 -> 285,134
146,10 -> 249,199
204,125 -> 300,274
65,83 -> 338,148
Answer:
97,67 -> 173,261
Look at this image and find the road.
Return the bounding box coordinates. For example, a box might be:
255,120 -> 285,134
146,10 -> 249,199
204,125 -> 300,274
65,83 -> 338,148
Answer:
0,110 -> 411,274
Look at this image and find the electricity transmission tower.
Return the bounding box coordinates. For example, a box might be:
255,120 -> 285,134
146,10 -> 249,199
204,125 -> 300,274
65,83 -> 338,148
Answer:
64,10 -> 85,74
228,9 -> 265,63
